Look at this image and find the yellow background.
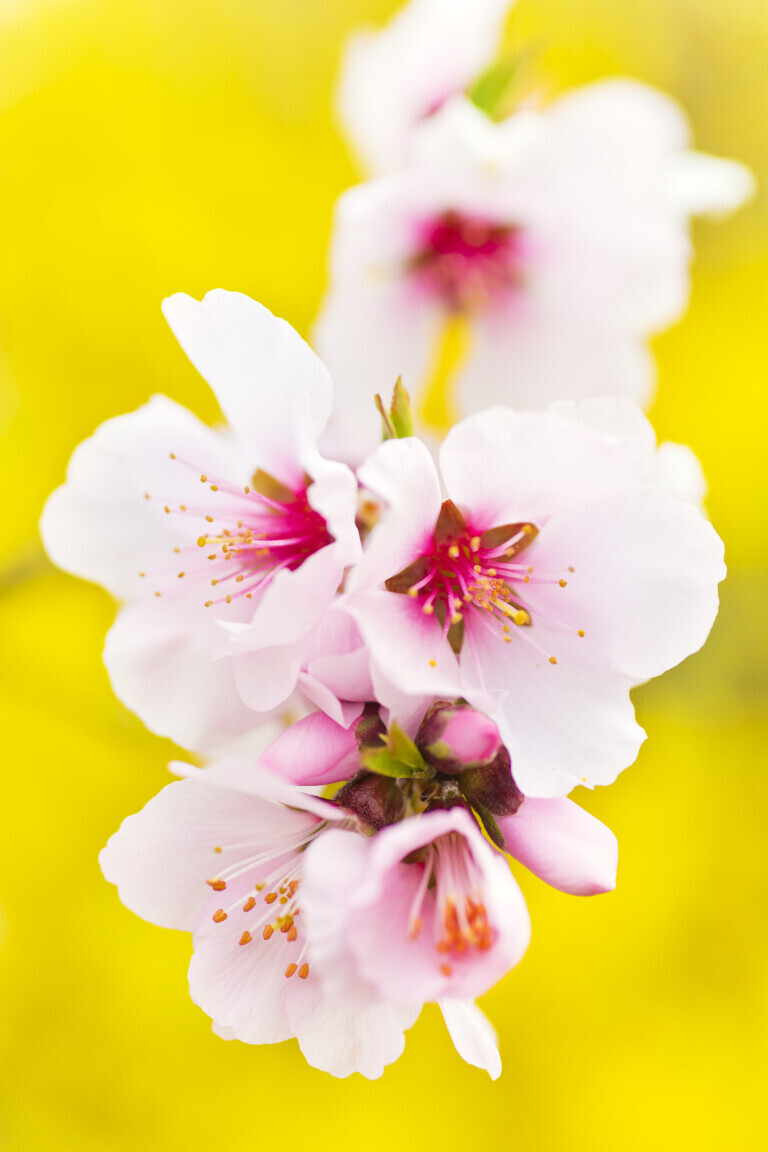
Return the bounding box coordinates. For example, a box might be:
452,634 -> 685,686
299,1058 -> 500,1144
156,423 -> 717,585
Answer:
1,1 -> 766,1147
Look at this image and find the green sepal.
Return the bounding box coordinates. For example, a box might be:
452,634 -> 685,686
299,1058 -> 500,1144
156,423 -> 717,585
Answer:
389,377 -> 414,439
360,722 -> 431,780
474,802 -> 507,852
387,722 -> 426,770
361,746 -> 429,780
467,56 -> 522,121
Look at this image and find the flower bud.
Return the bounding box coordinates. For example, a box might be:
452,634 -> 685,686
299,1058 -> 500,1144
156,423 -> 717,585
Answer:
458,747 -> 523,818
416,701 -> 502,775
334,772 -> 406,831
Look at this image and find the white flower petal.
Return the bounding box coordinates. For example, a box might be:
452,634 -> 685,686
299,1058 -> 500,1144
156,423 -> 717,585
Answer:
439,999 -> 501,1079
162,290 -> 333,486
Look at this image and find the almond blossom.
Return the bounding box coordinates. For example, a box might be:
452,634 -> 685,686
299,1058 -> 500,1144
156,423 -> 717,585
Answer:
316,85 -> 752,457
337,0 -> 514,175
100,760 -> 422,1079
342,402 -> 725,796
40,290 -> 362,752
301,795 -> 615,1076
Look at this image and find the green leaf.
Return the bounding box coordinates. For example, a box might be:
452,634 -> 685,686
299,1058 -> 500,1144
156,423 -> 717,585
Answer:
389,377 -> 414,439
387,722 -> 427,771
467,56 -> 522,121
361,746 -> 428,779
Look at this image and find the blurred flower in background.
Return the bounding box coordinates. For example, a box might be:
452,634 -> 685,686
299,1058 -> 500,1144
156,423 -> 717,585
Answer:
317,0 -> 753,454
1,0 -> 767,1149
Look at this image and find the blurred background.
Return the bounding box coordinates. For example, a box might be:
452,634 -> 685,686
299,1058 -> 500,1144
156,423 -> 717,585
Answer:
0,0 -> 766,1147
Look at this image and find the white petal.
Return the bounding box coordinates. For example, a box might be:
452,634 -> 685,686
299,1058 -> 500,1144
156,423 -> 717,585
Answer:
456,315 -> 656,417
344,592 -> 464,707
315,278 -> 441,466
104,598 -> 263,754
99,771 -> 316,931
287,979 -> 420,1080
464,624 -> 646,798
650,441 -> 707,508
348,436 -> 442,593
40,395 -> 246,600
440,407 -> 636,528
668,152 -> 755,217
162,290 -> 333,486
439,999 -> 501,1079
526,484 -> 725,682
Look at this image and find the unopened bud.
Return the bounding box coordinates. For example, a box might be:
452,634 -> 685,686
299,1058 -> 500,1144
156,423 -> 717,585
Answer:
459,747 -> 523,817
334,772 -> 406,830
416,701 -> 502,775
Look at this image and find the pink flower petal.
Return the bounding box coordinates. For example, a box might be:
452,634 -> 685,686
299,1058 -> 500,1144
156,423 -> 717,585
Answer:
499,797 -> 618,895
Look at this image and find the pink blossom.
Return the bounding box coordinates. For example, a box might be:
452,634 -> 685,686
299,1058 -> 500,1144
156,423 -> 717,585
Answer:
343,402 -> 725,796
316,85 -> 752,458
301,806 -> 530,1072
41,290 -> 362,752
99,759 -> 421,1079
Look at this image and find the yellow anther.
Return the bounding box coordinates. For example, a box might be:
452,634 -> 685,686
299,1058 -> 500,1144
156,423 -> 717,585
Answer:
210,484 -> 218,491
177,571 -> 185,579
448,544 -> 460,559
205,515 -> 214,523
549,656 -> 557,665
225,594 -> 232,604
154,591 -> 162,597
407,586 -> 419,597
200,474 -> 207,483
513,609 -> 530,626
164,505 -> 170,514
429,659 -> 437,667
204,600 -> 213,607
170,452 -> 176,459
470,536 -> 481,550
423,604 -> 434,615
197,536 -> 207,547
559,579 -> 567,588
578,629 -> 585,638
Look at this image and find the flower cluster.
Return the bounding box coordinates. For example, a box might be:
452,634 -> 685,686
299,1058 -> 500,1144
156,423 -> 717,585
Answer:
41,0 -> 743,1080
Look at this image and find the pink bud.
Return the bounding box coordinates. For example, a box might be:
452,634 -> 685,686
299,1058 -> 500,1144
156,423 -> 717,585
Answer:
416,701 -> 502,774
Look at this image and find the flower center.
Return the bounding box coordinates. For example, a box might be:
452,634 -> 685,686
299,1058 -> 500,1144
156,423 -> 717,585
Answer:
144,457 -> 333,608
408,830 -> 494,976
206,823 -> 328,980
386,499 -> 577,664
409,210 -> 525,311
